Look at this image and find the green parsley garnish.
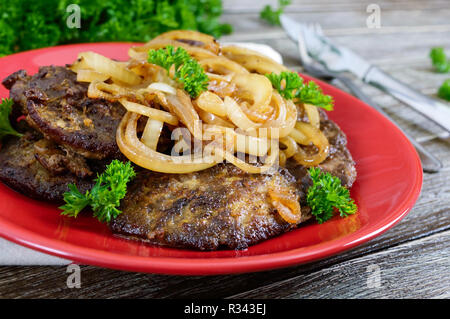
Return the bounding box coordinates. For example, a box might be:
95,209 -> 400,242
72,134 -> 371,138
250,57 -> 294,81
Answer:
0,0 -> 232,57
0,98 -> 23,140
266,71 -> 334,110
306,167 -> 357,224
60,160 -> 136,223
438,79 -> 450,101
430,47 -> 450,73
260,0 -> 292,26
148,45 -> 209,98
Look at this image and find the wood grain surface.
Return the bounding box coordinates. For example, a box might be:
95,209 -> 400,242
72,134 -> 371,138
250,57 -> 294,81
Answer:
0,0 -> 449,299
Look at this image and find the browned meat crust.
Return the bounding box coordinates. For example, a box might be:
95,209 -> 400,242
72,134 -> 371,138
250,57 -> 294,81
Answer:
111,112 -> 356,251
111,164 -> 312,250
0,130 -> 99,202
3,66 -> 125,159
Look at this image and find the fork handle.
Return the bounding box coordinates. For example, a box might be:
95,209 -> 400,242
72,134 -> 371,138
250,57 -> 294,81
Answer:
363,66 -> 450,133
334,75 -> 443,173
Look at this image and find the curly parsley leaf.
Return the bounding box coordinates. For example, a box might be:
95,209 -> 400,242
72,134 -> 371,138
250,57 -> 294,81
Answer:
148,45 -> 209,98
0,98 -> 23,140
306,167 -> 357,224
265,71 -> 334,110
60,160 -> 136,223
265,71 -> 303,100
59,184 -> 91,218
438,79 -> 450,101
297,81 -> 334,110
430,47 -> 450,73
260,0 -> 292,26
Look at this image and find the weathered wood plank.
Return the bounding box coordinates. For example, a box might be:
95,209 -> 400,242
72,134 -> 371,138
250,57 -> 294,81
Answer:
229,230 -> 450,299
222,0 -> 450,13
221,9 -> 450,34
223,29 -> 450,65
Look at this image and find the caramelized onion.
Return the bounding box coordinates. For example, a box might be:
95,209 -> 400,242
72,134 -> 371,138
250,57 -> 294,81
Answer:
119,98 -> 179,126
200,57 -> 249,75
221,45 -> 288,74
224,96 -> 261,131
292,122 -> 330,166
76,69 -> 109,82
78,51 -> 141,85
304,103 -> 320,128
195,91 -> 227,117
148,30 -> 220,55
75,30 -> 332,175
268,185 -> 302,224
141,118 -> 163,150
117,112 -> 219,173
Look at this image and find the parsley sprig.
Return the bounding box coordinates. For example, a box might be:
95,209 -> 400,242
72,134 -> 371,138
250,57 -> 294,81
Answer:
306,167 -> 357,223
60,160 -> 136,223
0,98 -> 23,140
430,47 -> 450,73
266,71 -> 334,110
148,45 -> 209,98
438,79 -> 450,101
260,0 -> 292,26
428,48 -> 450,101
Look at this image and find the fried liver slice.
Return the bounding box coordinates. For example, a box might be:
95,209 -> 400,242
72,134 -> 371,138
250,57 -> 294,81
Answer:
111,164 -> 311,250
0,130 -> 98,202
3,66 -> 125,159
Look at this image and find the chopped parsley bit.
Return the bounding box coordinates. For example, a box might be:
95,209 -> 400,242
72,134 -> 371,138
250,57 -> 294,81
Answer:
266,71 -> 334,110
260,0 -> 292,26
430,47 -> 450,73
306,167 -> 357,224
0,98 -> 23,140
60,160 -> 136,223
148,45 -> 209,98
438,79 -> 450,101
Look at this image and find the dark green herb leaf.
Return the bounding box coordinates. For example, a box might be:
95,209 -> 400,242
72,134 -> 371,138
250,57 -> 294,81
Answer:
0,0 -> 232,56
430,47 -> 450,73
60,160 -> 136,223
0,98 -> 23,140
59,184 -> 91,218
306,167 -> 357,224
438,79 -> 450,101
260,0 -> 292,26
148,45 -> 209,98
265,71 -> 334,110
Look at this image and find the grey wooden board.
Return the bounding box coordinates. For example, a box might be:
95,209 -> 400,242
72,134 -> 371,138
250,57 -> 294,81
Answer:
0,0 -> 449,299
229,231 -> 450,299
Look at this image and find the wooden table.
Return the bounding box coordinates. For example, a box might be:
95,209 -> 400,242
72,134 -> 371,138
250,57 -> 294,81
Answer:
0,0 -> 449,299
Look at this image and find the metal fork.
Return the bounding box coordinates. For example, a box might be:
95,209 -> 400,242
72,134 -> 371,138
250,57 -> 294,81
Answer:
296,23 -> 442,173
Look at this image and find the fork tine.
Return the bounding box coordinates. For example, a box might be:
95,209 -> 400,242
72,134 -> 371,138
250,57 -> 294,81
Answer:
314,23 -> 324,36
297,27 -> 313,65
305,23 -> 315,33
302,23 -> 323,56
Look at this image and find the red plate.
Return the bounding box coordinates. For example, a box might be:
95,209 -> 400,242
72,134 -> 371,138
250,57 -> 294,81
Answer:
0,43 -> 422,275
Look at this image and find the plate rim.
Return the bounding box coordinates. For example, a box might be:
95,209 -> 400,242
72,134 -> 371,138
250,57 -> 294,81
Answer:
0,43 -> 423,275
